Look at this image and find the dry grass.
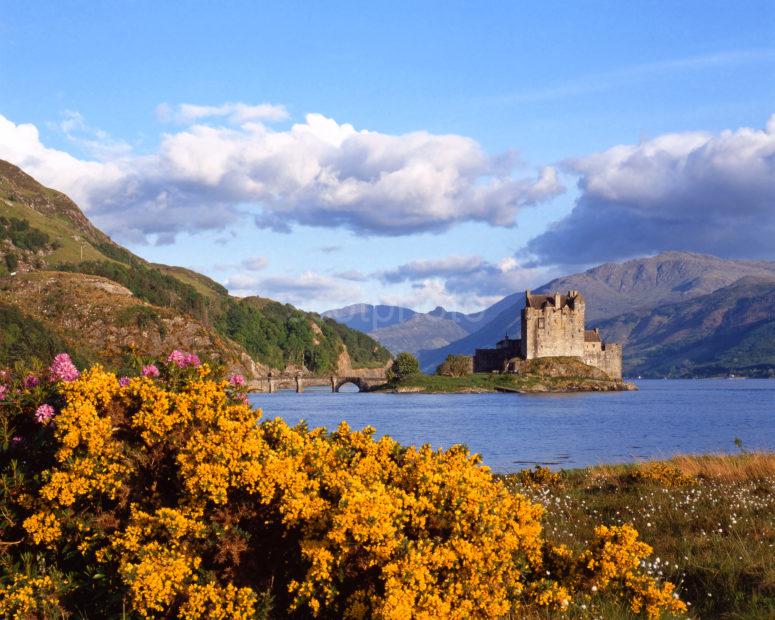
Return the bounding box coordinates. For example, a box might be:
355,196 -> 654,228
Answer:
666,452 -> 775,482
583,452 -> 775,487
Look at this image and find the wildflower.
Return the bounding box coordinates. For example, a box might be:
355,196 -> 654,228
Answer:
35,404 -> 56,424
49,353 -> 80,382
167,350 -> 187,367
119,376 -> 131,387
23,374 -> 40,388
0,385 -> 6,400
167,350 -> 201,368
11,436 -> 23,446
142,364 -> 160,378
229,374 -> 246,387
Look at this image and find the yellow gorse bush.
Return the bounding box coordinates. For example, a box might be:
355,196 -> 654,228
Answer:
1,359 -> 686,618
634,462 -> 697,487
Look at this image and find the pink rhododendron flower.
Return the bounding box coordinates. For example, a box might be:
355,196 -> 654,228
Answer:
167,350 -> 200,368
229,374 -> 246,387
11,436 -> 23,446
23,374 -> 39,389
0,385 -> 7,401
142,364 -> 160,377
167,350 -> 187,366
119,376 -> 131,387
49,353 -> 80,382
35,404 -> 55,424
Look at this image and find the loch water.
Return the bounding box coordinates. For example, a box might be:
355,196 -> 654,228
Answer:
248,379 -> 775,472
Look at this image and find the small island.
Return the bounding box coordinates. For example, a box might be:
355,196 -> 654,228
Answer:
378,355 -> 637,394
377,290 -> 636,394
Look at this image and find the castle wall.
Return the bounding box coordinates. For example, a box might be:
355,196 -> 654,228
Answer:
583,342 -> 622,380
521,299 -> 585,360
473,348 -> 508,373
474,339 -> 520,372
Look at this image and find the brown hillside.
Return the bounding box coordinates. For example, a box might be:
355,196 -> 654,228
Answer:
0,271 -> 264,376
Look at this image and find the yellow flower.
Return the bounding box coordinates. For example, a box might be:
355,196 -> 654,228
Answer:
23,512 -> 62,546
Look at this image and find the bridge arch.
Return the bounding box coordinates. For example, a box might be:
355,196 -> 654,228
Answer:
333,377 -> 366,393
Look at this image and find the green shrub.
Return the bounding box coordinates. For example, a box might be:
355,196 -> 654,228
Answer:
0,217 -> 50,252
436,354 -> 473,377
389,351 -> 420,380
4,254 -> 18,272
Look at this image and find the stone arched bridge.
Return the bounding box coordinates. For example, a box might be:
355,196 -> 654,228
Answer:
247,368 -> 388,393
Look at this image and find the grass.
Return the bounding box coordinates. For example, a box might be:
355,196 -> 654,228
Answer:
499,453 -> 775,619
380,371 -> 624,393
1,199 -> 111,265
151,263 -> 229,301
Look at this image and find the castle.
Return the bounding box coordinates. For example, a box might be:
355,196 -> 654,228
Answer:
473,290 -> 622,379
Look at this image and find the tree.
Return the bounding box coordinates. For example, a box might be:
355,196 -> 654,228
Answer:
436,354 -> 473,377
389,351 -> 420,380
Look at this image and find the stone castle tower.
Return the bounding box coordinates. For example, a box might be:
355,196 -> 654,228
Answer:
521,290 -> 586,359
521,290 -> 622,379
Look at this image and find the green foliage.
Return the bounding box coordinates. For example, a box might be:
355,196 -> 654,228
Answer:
436,354 -> 473,377
56,260 -> 216,324
0,303 -> 76,367
3,253 -> 17,272
0,216 -> 50,252
216,299 -> 343,373
389,351 -> 420,380
94,241 -> 137,265
322,317 -> 391,367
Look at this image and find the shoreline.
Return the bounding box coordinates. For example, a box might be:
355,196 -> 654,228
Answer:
372,372 -> 637,394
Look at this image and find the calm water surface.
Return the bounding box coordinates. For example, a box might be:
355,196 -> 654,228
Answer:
248,380 -> 775,472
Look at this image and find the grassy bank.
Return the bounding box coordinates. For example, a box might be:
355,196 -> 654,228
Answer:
499,453 -> 775,619
378,371 -> 631,393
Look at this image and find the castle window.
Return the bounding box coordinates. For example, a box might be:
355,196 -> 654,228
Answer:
538,318 -> 545,329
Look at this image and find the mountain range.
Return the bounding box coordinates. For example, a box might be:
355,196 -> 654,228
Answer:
4,159 -> 774,380
0,160 -> 390,377
327,252 -> 775,377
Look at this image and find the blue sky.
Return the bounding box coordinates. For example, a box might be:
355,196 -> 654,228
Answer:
1,1 -> 774,312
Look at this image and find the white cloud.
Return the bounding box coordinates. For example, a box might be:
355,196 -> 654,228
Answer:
380,254 -> 550,311
527,114 -> 775,264
241,255 -> 269,271
334,269 -> 369,282
156,102 -> 289,124
225,270 -> 362,309
0,109 -> 563,244
50,110 -> 133,160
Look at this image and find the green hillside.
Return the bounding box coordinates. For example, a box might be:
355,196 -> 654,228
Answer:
595,277 -> 775,377
0,160 -> 390,375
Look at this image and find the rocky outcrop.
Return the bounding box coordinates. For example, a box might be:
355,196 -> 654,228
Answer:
0,271 -> 262,377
